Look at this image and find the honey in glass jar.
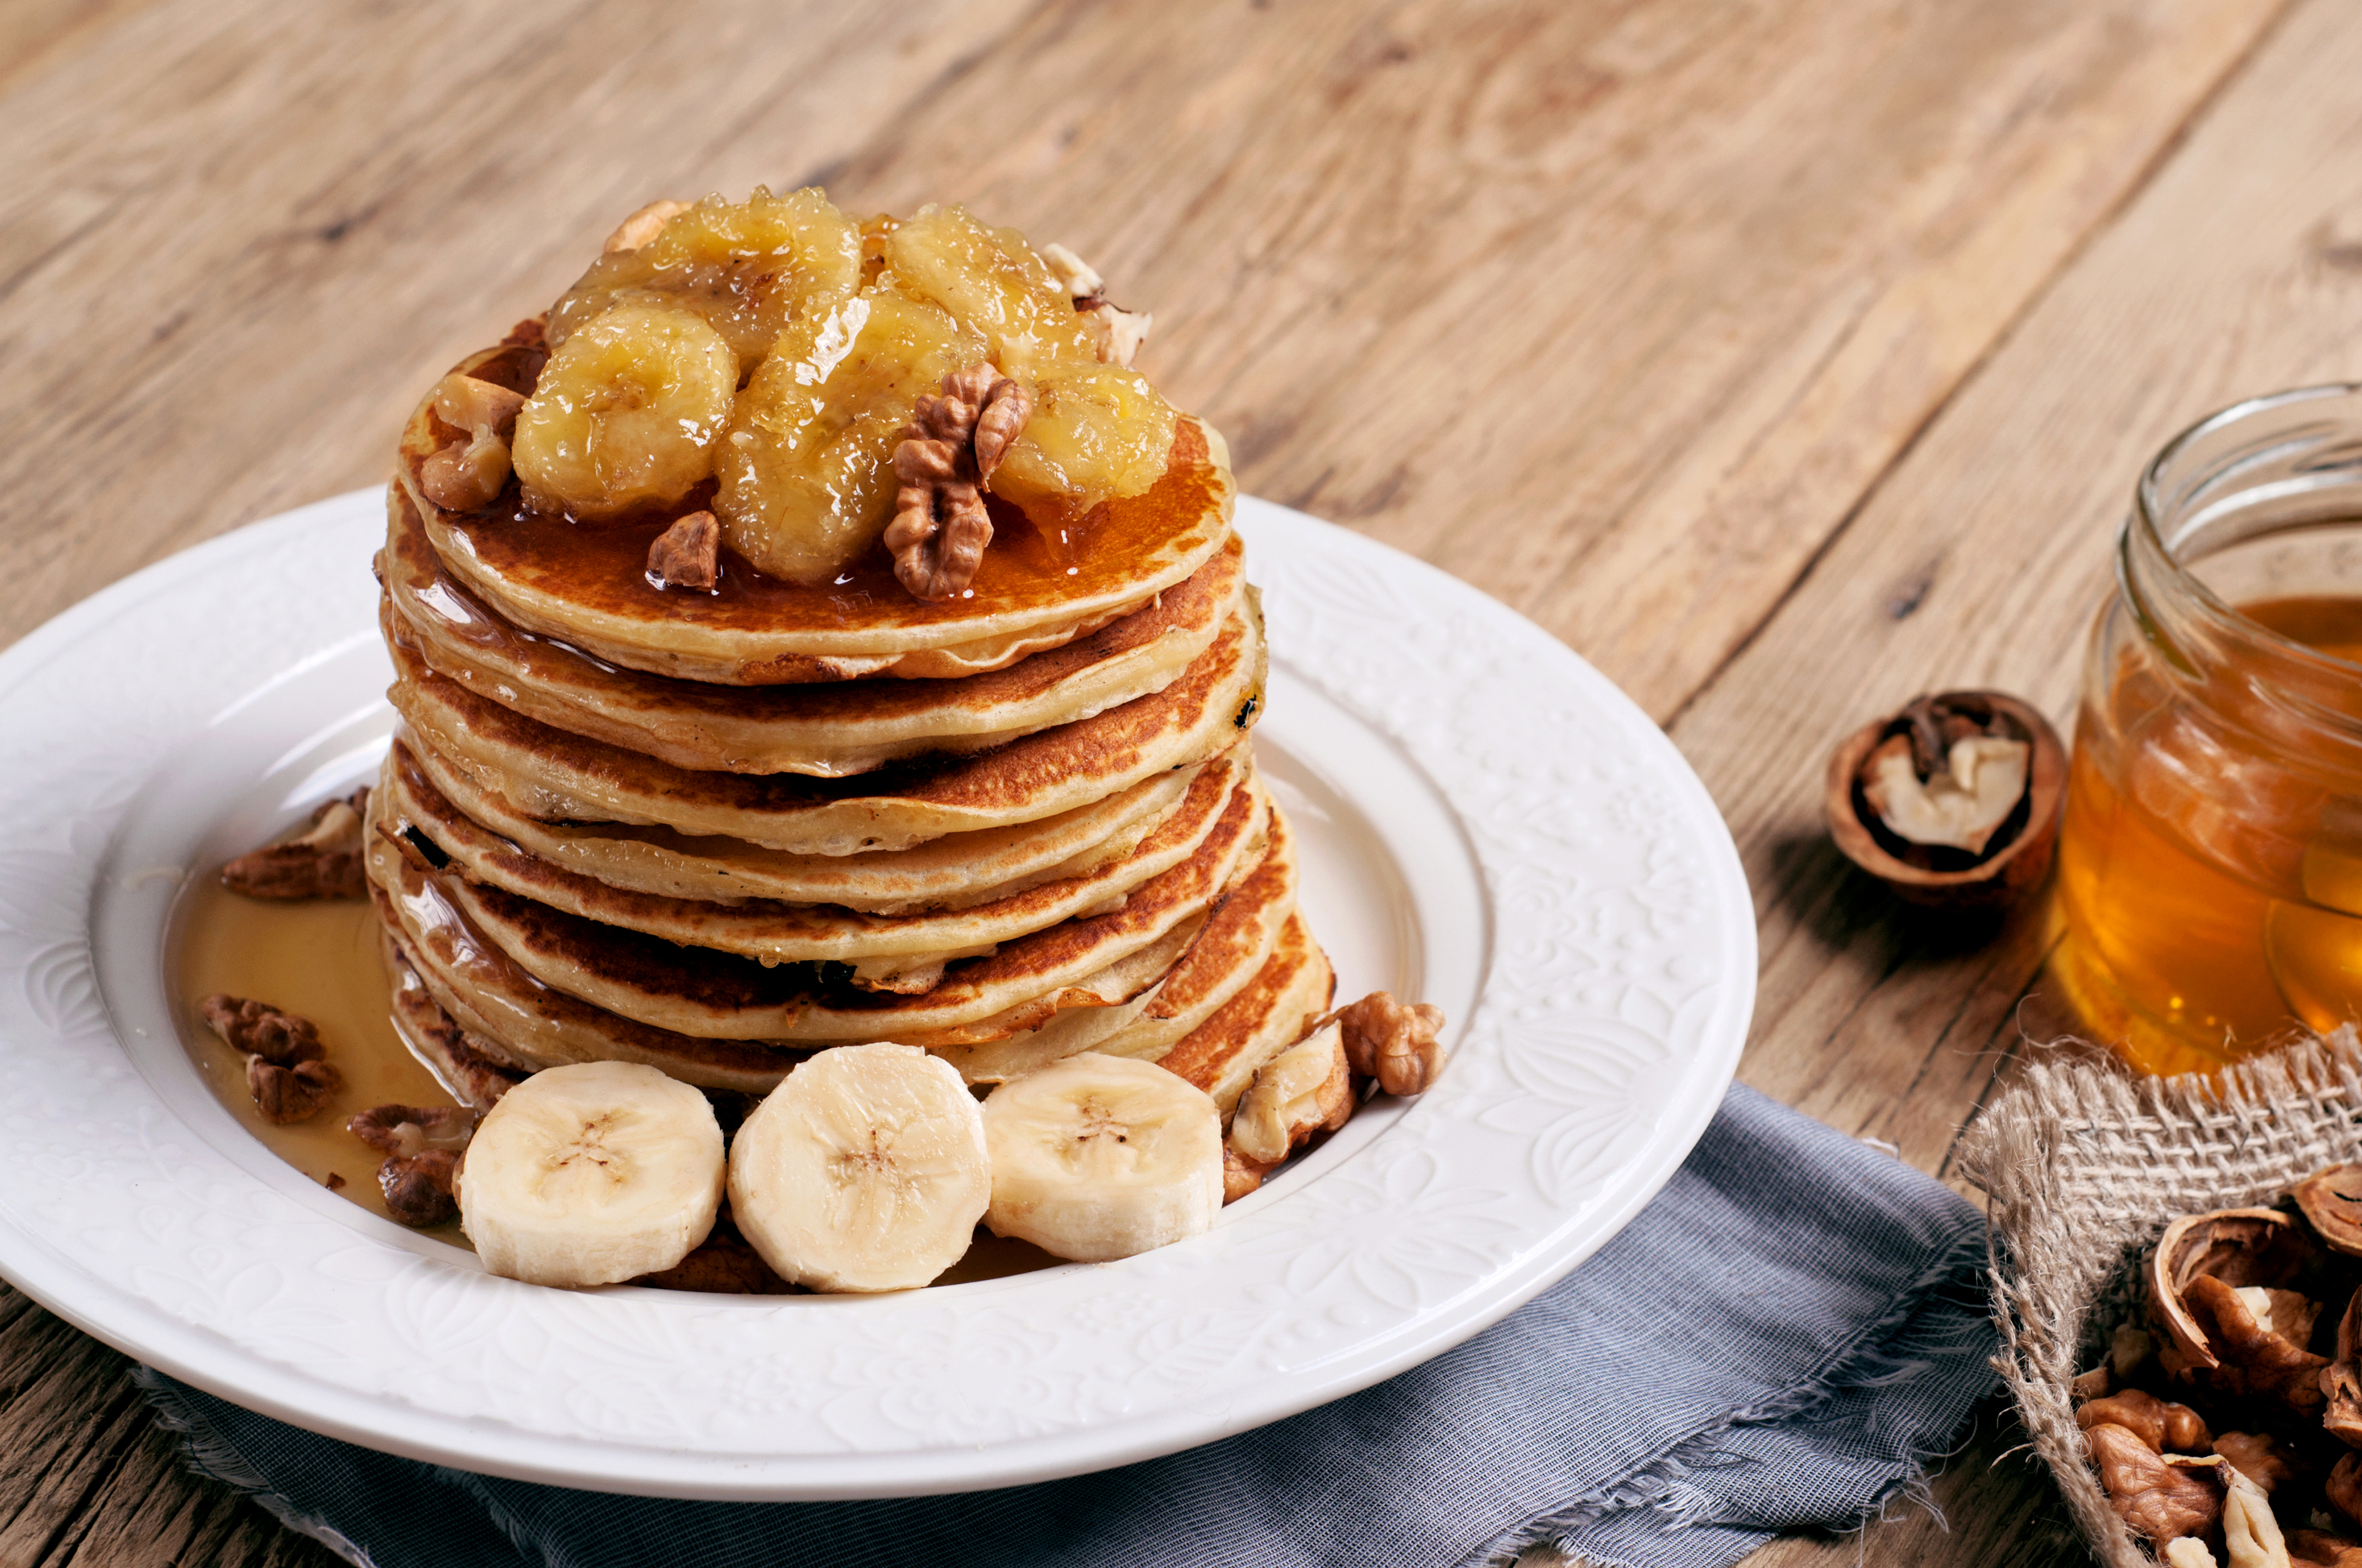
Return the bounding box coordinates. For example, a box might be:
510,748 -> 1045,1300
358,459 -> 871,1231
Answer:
2051,385 -> 2362,1075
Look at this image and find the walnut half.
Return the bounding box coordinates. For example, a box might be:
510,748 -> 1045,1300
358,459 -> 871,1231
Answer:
646,509 -> 720,592
199,994 -> 339,1123
220,788 -> 369,900
885,361 -> 1030,601
1325,990 -> 1448,1098
1228,1021 -> 1355,1181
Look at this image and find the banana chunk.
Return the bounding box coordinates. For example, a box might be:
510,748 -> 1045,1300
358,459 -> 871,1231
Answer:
982,1053 -> 1222,1262
512,304 -> 739,519
727,1043 -> 990,1293
455,1061 -> 724,1289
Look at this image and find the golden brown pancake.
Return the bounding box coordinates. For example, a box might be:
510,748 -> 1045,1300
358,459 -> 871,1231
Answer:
372,877 -> 814,1092
386,592 -> 1267,854
399,723 -> 1192,913
1156,910 -> 1335,1117
937,803 -> 1299,1082
382,483 -> 1245,777
367,778 -> 1268,1042
374,739 -> 1250,981
397,334 -> 1236,685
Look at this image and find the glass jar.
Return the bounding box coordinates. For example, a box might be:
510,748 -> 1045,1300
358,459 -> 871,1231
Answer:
2051,384 -> 2362,1075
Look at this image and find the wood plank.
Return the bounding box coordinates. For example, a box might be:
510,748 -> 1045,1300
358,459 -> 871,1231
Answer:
811,0 -> 2289,720
0,0 -> 1030,652
1669,0 -> 2362,1558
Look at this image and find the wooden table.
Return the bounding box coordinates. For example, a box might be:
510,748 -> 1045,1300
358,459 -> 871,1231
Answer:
1,0 -> 2349,1560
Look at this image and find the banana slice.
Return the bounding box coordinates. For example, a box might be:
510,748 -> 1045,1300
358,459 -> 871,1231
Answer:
455,1061 -> 724,1289
727,1043 -> 990,1293
982,1053 -> 1222,1262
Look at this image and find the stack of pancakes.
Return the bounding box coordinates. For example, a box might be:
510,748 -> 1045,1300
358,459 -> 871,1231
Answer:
367,328 -> 1333,1123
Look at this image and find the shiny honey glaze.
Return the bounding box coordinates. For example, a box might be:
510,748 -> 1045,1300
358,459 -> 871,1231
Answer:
171,876 -> 467,1238
172,873 -> 1057,1284
2051,595 -> 2362,1074
434,418 -> 1219,638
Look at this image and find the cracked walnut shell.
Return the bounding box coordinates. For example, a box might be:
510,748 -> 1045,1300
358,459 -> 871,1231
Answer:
1825,690 -> 2065,909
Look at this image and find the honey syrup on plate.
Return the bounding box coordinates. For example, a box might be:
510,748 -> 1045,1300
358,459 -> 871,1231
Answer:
171,876 -> 467,1238
173,873 -> 1064,1281
2050,595 -> 2362,1074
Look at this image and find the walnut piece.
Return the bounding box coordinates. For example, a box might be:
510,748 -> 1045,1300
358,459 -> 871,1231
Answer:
349,1103 -> 475,1228
2290,1529 -> 2362,1566
2219,1461 -> 2292,1568
604,198 -> 688,255
2215,1431 -> 2307,1495
220,788 -> 369,900
646,509 -> 721,591
2164,1540 -> 2219,1568
2326,1288 -> 2362,1446
1230,1021 -> 1355,1167
1325,990 -> 1448,1097
200,994 -> 340,1124
1039,241 -> 1153,366
2185,1274 -> 2330,1417
2076,1388 -> 2212,1453
886,361 -> 1030,601
2334,1452 -> 2362,1528
2089,1423 -> 2224,1545
420,373 -> 528,513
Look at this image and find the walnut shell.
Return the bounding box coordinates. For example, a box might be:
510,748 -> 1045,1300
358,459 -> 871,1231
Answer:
2298,1164 -> 2362,1256
1823,689 -> 2066,909
2147,1207 -> 2315,1375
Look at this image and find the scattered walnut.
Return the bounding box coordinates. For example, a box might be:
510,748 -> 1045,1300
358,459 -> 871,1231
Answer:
2290,1528 -> 2362,1566
2218,1460 -> 2293,1568
419,372 -> 528,513
2072,1362 -> 2114,1402
378,1148 -> 460,1227
2090,1423 -> 2224,1545
219,788 -> 369,900
1231,1022 -> 1354,1167
2327,1289 -> 2362,1446
646,509 -> 721,591
1039,242 -> 1153,366
886,361 -> 1030,601
604,198 -> 688,255
2216,1431 -> 2308,1494
1324,990 -> 1448,1097
2186,1274 -> 2331,1417
349,1103 -> 475,1228
2333,1453 -> 2362,1528
201,994 -> 339,1123
2077,1388 -> 2212,1453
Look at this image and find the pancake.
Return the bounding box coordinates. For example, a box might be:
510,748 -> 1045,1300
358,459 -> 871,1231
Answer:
387,590 -> 1267,854
383,483 -> 1245,777
373,851 -> 1210,1080
368,778 -> 1269,1042
375,738 -> 1251,981
382,932 -> 528,1108
397,334 -> 1236,685
372,879 -> 813,1092
402,724 -> 1193,913
936,803 -> 1299,1083
1155,909 -> 1336,1117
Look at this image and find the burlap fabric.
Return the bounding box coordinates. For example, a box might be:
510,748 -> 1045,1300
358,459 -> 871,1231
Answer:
1961,1027 -> 2362,1567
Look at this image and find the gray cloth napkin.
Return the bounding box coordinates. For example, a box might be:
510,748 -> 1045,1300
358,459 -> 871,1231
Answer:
137,1085 -> 1996,1568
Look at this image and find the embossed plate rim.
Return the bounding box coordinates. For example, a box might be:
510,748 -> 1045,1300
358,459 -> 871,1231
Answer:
0,489 -> 1754,1498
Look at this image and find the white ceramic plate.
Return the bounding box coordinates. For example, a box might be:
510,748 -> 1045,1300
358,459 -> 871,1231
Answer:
0,491 -> 1753,1499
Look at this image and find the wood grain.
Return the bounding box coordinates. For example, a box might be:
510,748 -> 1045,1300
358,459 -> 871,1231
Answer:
0,0 -> 2347,1561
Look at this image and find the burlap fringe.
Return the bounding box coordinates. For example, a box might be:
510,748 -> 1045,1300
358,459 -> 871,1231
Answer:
1959,1027 -> 2362,1567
